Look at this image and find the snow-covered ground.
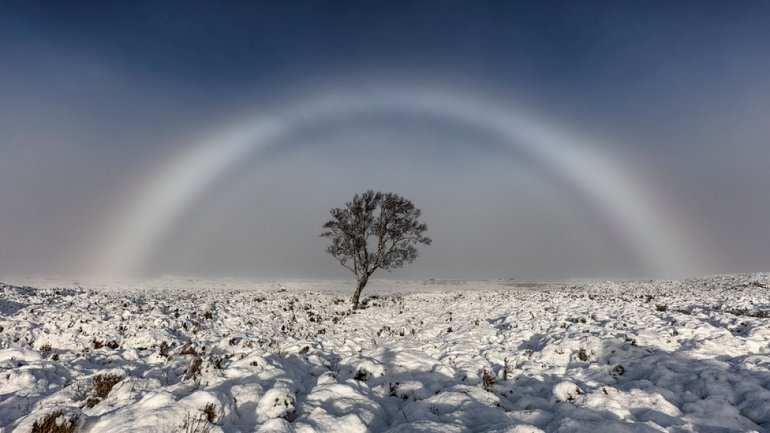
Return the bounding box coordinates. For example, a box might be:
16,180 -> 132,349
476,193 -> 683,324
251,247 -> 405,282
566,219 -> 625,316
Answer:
1,274 -> 769,432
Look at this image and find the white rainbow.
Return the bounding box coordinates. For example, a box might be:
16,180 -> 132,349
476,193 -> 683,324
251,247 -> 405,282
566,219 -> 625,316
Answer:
88,87 -> 696,278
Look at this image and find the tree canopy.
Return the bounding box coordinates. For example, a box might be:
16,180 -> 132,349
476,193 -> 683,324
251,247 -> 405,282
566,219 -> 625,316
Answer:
321,190 -> 431,308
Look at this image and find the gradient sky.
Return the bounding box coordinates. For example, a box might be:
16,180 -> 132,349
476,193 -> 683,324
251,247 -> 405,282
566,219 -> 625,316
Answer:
1,1 -> 769,280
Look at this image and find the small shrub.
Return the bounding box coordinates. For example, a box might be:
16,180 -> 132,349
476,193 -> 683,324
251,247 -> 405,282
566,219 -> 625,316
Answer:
31,410 -> 79,433
577,348 -> 589,362
159,341 -> 172,358
93,373 -> 123,399
201,402 -> 218,423
182,403 -> 221,433
179,342 -> 201,357
482,369 -> 496,392
40,344 -> 53,358
612,364 -> 626,377
655,304 -> 668,312
85,373 -> 124,408
184,357 -> 203,381
210,354 -> 227,370
354,368 -> 370,382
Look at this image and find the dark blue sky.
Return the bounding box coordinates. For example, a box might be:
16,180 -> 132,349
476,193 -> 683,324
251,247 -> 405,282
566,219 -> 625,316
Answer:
2,1 -> 768,159
6,1 -> 769,104
1,1 -> 770,279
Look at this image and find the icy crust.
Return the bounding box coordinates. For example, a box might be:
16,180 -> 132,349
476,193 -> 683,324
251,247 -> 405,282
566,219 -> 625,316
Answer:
0,274 -> 769,432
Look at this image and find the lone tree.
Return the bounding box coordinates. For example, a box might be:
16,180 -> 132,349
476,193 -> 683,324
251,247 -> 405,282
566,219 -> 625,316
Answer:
321,190 -> 431,309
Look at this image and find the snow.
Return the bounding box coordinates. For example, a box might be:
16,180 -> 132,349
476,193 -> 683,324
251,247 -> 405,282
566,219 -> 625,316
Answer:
1,274 -> 769,432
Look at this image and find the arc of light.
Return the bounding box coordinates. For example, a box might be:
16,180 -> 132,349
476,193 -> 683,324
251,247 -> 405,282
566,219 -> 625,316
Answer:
89,88 -> 695,277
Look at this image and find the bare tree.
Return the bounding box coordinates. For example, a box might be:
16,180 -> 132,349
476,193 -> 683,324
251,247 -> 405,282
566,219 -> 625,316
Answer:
321,190 -> 431,309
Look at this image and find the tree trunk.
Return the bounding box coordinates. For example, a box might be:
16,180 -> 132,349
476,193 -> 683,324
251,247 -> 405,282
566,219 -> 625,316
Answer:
351,276 -> 368,310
